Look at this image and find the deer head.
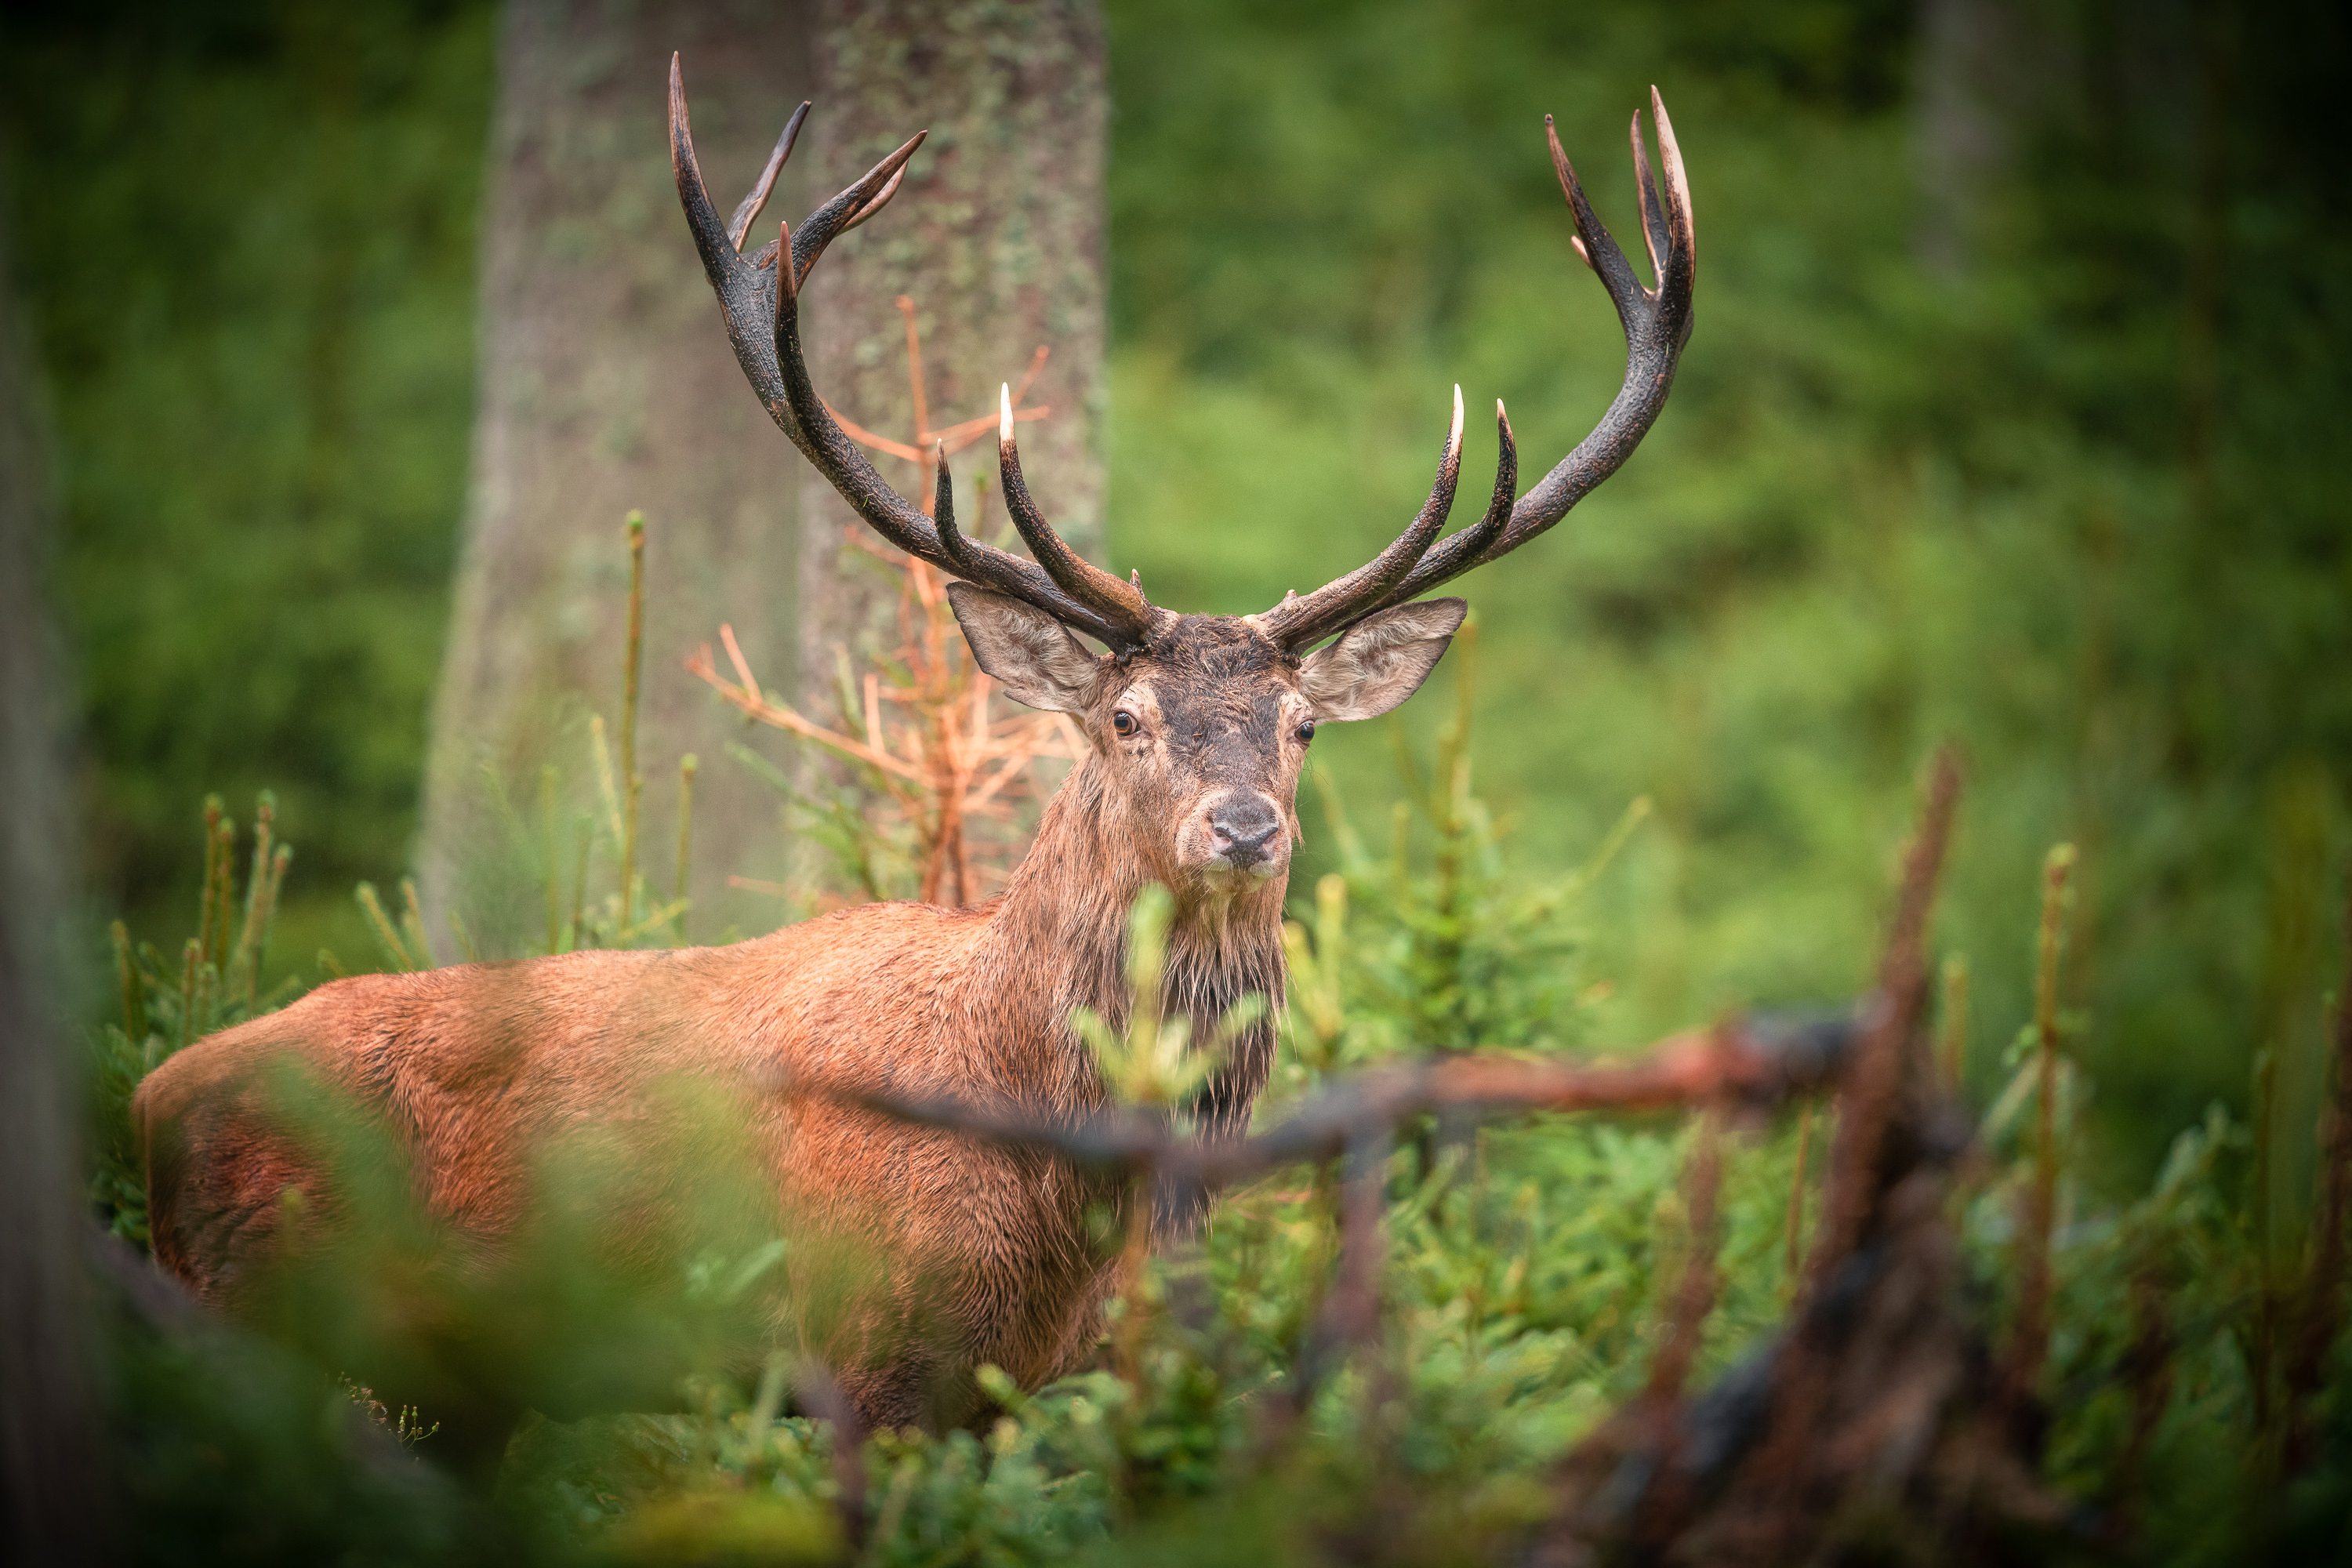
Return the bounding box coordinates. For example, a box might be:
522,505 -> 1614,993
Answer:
949,576 -> 1464,899
668,57 -> 1694,903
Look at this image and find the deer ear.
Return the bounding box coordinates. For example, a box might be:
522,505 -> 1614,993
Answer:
946,583 -> 1102,713
1298,598 -> 1468,721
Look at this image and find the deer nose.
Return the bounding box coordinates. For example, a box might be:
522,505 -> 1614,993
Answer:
1207,795 -> 1283,866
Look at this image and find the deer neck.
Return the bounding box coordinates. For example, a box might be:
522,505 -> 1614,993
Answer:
983,755 -> 1287,1118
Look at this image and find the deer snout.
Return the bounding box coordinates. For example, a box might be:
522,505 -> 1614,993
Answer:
1205,793 -> 1284,870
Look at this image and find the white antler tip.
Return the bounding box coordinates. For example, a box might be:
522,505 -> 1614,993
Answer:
1000,383 -> 1012,442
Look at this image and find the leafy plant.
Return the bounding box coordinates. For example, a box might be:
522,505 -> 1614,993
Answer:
92,791 -> 294,1243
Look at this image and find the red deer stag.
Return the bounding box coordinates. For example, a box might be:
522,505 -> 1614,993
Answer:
133,58 -> 1696,1468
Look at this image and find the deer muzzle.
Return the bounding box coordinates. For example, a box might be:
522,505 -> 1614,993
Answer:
1202,792 -> 1286,877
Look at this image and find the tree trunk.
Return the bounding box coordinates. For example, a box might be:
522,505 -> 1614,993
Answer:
792,0 -> 1107,892
420,0 -> 815,953
0,202 -> 100,1566
1911,0 -> 2013,278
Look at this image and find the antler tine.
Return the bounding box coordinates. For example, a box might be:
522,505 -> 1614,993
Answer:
671,55 -> 746,289
762,224 -> 1134,646
789,129 -> 927,291
728,100 -> 811,252
999,386 -> 1158,638
672,53 -> 791,416
1628,109 -> 1671,296
932,441 -> 986,574
1651,86 -> 1697,289
1336,99 -> 1698,615
842,162 -> 909,234
1549,113 -> 1646,331
1253,386 -> 1466,650
673,56 -> 1142,648
1461,399 -> 1517,558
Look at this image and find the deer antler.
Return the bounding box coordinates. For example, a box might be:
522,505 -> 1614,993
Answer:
1252,92 -> 1696,652
669,55 -> 1162,652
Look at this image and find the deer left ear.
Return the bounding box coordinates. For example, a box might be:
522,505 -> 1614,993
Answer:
1298,598 -> 1468,721
947,582 -> 1102,713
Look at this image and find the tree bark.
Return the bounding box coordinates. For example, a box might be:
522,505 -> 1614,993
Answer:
421,0 -> 815,953
0,200 -> 100,1566
792,0 -> 1107,884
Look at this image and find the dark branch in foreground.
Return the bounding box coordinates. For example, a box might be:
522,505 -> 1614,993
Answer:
838,1007 -> 1858,1199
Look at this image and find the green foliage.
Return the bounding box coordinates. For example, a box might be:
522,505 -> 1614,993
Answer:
12,0 -> 2346,1174
0,0 -> 494,975
19,0 -> 2352,1558
1102,0 -> 2352,1177
1077,883 -> 1265,1109
1296,622 -> 1644,1072
74,705 -> 2352,1563
103,1287 -> 485,1566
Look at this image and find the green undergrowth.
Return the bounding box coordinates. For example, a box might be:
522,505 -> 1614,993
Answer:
86,651 -> 2352,1564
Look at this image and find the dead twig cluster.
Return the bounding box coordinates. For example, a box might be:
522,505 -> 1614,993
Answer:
688,578 -> 1080,909
688,296 -> 1080,909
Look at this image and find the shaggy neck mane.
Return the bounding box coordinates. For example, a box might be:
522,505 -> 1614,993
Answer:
981,753 -> 1287,1132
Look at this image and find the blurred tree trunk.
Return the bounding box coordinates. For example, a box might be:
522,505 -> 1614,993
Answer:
0,207 -> 100,1565
792,0 -> 1107,892
420,0 -> 815,953
1911,0 -> 2017,278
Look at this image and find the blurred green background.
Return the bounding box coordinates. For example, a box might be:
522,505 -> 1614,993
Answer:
3,0 -> 2346,1181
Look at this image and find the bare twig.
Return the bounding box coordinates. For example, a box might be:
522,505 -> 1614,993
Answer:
2113,1263 -> 2176,1514
2009,843 -> 2075,1417
2285,876 -> 2352,1473
1740,746 -> 1963,1549
1939,952 -> 1970,1094
618,514 -> 647,930
1262,1124 -> 1395,1453
795,1359 -> 868,1549
1325,1124 -> 1392,1354
1650,1107 -> 1725,1403
1805,746 -> 1963,1290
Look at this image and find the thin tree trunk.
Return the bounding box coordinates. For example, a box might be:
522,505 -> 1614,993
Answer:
0,200 -> 101,1567
1911,0 -> 2014,278
793,0 -> 1107,895
421,0 -> 815,953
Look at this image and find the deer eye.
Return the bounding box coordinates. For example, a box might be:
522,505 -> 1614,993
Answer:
1112,710 -> 1138,738
1295,719 -> 1316,742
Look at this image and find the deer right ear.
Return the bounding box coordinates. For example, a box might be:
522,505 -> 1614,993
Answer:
946,583 -> 1102,713
1298,597 -> 1468,721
